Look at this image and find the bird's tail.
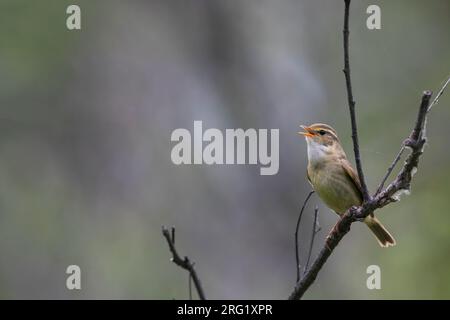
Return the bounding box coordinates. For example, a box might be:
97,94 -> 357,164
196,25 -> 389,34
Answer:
364,216 -> 396,248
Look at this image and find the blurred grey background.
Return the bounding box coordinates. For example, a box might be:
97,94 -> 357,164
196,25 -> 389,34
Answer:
0,0 -> 449,299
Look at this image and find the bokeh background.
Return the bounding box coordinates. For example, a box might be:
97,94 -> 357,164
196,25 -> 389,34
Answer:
0,0 -> 449,299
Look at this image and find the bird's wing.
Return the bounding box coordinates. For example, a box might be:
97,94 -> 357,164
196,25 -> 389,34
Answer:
340,158 -> 364,202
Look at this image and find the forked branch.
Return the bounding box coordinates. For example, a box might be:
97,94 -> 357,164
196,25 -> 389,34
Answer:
162,226 -> 206,300
288,90 -> 436,300
288,0 -> 449,300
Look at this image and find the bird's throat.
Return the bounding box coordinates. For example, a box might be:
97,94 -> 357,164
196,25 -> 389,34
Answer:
306,139 -> 330,165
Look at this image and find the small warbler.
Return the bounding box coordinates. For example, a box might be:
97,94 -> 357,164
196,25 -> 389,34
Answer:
299,123 -> 396,247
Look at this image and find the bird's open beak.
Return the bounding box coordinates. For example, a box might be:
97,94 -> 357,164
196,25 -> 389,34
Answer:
298,125 -> 314,137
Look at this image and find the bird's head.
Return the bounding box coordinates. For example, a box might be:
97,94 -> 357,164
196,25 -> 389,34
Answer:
298,123 -> 343,161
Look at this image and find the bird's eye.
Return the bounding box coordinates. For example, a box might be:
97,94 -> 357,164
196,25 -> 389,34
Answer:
318,130 -> 326,136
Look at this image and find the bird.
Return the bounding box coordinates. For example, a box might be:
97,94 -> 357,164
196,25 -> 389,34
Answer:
298,123 -> 396,247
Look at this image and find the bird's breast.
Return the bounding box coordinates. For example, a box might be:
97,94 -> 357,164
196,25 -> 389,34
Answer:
308,161 -> 361,215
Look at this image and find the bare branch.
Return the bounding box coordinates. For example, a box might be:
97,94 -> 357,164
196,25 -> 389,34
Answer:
343,0 -> 370,202
295,191 -> 314,282
188,274 -> 193,300
375,145 -> 406,195
162,226 -> 206,300
289,90 -> 435,300
375,75 -> 449,196
304,205 -> 320,274
428,76 -> 450,112
289,218 -> 348,300
368,91 -> 432,212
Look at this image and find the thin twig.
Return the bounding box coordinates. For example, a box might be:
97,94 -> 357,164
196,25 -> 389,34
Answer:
188,273 -> 192,300
375,76 -> 449,196
343,0 -> 370,201
375,145 -> 406,195
162,226 -> 206,300
295,190 -> 314,282
428,76 -> 450,112
304,206 -> 320,274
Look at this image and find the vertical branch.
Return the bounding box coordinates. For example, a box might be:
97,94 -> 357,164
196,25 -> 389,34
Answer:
304,205 -> 320,274
295,191 -> 314,282
410,90 -> 432,142
343,0 -> 370,201
188,274 -> 193,300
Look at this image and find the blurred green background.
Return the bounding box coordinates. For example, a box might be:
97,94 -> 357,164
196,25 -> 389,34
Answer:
0,0 -> 449,299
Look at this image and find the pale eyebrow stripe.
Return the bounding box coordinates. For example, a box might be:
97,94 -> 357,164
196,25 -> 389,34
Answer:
314,127 -> 338,140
